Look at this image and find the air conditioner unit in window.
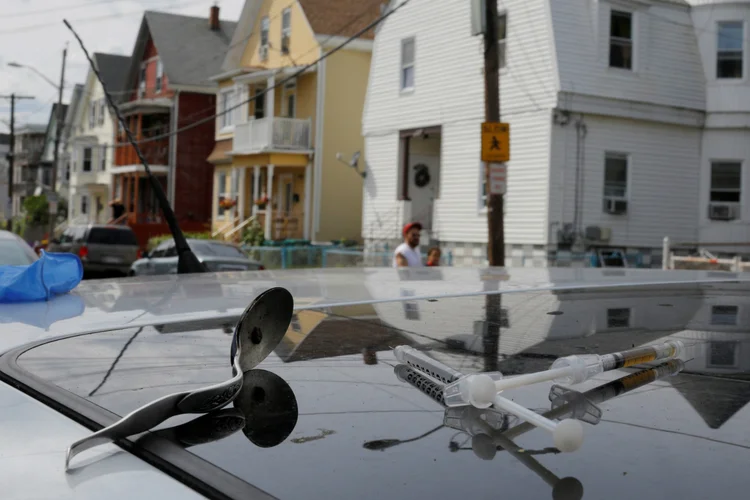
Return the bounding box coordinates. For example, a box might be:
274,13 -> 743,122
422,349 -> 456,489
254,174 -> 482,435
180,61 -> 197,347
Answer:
259,45 -> 269,61
708,202 -> 739,221
604,197 -> 627,215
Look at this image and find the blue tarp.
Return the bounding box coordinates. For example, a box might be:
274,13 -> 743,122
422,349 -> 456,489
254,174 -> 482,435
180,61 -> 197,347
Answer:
0,251 -> 83,303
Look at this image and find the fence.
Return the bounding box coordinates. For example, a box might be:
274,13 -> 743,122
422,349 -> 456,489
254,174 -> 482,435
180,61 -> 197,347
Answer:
240,245 -> 454,270
662,237 -> 749,272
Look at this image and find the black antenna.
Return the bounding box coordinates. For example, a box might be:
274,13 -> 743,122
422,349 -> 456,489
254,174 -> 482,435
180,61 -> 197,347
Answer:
64,20 -> 205,274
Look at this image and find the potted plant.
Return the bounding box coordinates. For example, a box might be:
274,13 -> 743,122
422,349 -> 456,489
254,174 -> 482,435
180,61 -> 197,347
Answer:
219,198 -> 237,211
254,195 -> 269,210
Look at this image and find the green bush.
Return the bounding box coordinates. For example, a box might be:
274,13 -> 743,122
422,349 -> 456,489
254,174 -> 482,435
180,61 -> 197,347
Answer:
241,219 -> 265,247
23,195 -> 49,226
147,231 -> 214,251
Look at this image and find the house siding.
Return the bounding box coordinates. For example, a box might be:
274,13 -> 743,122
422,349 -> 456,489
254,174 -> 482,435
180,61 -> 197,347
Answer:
551,0 -> 705,111
698,128 -> 750,247
319,49 -> 370,243
133,39 -> 174,101
550,114 -> 701,249
362,0 -> 557,246
174,92 -> 217,223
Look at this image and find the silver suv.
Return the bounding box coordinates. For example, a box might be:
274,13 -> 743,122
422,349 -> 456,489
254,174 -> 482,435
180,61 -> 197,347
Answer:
48,224 -> 140,277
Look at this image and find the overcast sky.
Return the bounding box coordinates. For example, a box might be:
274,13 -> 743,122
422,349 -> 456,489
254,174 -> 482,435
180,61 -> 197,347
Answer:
0,0 -> 245,133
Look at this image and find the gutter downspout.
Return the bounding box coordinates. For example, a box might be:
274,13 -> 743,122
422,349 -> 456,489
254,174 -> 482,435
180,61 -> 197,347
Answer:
169,90 -> 180,209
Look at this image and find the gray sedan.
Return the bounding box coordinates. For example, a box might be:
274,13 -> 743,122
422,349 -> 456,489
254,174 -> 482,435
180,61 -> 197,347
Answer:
129,238 -> 264,276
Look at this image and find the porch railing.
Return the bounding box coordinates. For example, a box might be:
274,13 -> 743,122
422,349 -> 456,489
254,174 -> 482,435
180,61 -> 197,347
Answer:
115,139 -> 169,166
233,117 -> 311,153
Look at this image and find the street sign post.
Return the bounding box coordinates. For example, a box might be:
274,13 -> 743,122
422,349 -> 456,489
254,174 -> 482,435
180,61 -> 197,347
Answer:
481,122 -> 509,162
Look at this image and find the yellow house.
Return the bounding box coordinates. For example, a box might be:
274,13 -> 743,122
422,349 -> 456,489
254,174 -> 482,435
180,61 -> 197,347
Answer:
207,0 -> 381,243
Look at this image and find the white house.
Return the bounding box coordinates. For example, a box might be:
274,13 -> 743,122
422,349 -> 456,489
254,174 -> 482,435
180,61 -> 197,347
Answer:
67,52 -> 130,225
363,0 -> 750,267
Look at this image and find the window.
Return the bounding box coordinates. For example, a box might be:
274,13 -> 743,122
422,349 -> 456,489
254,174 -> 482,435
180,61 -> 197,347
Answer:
604,153 -> 628,198
607,308 -> 631,329
217,171 -> 228,216
609,10 -> 633,70
401,37 -> 415,90
192,241 -> 246,259
138,63 -> 146,97
100,145 -> 107,171
155,58 -> 164,93
707,341 -> 739,368
717,21 -> 743,79
260,16 -> 270,59
498,13 -> 507,69
220,88 -> 236,129
712,162 -> 742,203
88,102 -> 96,128
97,99 -> 105,125
281,8 -> 291,55
82,147 -> 92,172
711,305 -> 738,325
80,195 -> 88,215
87,228 -> 138,246
65,162 -> 70,181
254,86 -> 265,119
286,93 -> 296,118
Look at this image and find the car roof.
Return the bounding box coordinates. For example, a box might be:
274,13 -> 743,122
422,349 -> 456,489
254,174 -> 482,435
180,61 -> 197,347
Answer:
3,267 -> 750,500
0,230 -> 24,241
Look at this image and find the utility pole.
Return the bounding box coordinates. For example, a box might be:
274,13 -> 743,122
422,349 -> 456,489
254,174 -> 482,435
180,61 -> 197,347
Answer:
49,45 -> 67,239
484,0 -> 504,266
481,0 -> 503,373
1,93 -> 35,229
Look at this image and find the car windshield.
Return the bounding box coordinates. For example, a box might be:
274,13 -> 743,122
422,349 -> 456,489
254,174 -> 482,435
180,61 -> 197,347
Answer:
0,239 -> 38,266
3,275 -> 750,500
191,241 -> 246,258
87,228 -> 138,246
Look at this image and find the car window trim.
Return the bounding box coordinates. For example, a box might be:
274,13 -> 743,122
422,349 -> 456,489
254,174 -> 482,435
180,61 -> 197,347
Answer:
0,331 -> 276,500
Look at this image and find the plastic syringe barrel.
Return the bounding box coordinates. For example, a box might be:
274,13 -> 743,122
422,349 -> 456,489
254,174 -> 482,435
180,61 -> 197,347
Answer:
550,339 -> 684,385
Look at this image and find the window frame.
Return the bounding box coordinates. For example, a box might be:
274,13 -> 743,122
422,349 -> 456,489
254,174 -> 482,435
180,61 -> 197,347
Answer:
400,37 -> 416,92
717,20 -> 744,80
219,87 -> 236,130
80,195 -> 88,215
217,171 -> 228,218
706,341 -> 740,369
709,160 -> 742,220
281,8 -> 292,55
138,62 -> 147,98
606,307 -> 632,330
260,16 -> 270,60
97,99 -> 105,126
603,152 -> 629,201
99,145 -> 107,172
82,147 -> 92,172
155,58 -> 164,93
609,9 -> 634,71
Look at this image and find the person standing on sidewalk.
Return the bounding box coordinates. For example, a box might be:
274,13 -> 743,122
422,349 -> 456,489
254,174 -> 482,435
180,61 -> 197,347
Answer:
393,222 -> 424,267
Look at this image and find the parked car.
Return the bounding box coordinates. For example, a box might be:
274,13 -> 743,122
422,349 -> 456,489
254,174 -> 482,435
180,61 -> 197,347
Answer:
0,230 -> 39,266
129,238 -> 264,276
47,224 -> 141,277
1,268 -> 749,499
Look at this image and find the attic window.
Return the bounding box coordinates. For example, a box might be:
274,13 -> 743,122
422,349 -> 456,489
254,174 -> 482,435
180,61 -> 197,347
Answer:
260,16 -> 270,60
281,8 -> 291,55
138,63 -> 146,97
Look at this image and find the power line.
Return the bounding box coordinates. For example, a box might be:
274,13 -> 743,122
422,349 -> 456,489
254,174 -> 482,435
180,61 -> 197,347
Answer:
98,0 -> 398,150
0,0 -> 211,36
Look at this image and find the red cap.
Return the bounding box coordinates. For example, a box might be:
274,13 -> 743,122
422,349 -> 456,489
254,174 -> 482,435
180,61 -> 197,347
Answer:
403,222 -> 422,236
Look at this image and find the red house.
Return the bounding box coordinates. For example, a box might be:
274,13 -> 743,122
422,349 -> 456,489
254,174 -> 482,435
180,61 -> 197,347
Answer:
113,6 -> 237,247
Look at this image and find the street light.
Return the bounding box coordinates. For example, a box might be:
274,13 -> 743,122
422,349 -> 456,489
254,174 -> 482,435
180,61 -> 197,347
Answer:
7,62 -> 60,90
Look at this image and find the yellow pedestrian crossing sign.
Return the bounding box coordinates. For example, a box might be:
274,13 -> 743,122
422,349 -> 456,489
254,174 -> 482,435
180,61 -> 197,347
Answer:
481,122 -> 510,162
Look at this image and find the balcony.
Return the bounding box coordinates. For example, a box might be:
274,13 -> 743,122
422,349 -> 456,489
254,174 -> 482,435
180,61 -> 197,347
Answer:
233,117 -> 312,154
115,139 -> 170,166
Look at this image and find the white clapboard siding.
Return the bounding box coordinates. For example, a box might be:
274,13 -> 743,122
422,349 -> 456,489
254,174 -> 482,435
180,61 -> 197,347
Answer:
549,115 -> 701,248
362,133 -> 402,241
551,0 -> 705,111
363,0 -> 558,244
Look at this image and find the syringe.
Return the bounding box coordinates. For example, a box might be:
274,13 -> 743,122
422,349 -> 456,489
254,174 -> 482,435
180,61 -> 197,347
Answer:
443,340 -> 685,408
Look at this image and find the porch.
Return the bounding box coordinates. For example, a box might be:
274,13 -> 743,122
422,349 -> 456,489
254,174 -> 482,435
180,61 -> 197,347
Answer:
114,106 -> 171,167
213,155 -> 312,242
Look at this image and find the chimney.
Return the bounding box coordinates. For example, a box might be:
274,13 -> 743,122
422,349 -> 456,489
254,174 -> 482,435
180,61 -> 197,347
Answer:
209,4 -> 220,30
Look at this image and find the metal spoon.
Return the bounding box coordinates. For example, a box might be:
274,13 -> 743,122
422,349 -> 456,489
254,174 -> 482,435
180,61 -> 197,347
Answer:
65,287 -> 294,470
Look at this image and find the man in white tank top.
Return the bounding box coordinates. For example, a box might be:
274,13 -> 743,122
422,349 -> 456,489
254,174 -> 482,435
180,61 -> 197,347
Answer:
393,222 -> 424,267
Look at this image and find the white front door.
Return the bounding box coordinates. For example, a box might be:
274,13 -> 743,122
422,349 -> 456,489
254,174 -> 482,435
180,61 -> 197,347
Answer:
408,154 -> 439,231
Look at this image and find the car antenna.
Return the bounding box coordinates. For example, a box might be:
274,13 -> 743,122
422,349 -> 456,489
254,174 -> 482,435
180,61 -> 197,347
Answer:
64,20 -> 205,274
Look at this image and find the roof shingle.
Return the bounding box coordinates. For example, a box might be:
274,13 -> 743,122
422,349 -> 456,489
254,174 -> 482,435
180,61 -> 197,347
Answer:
143,10 -> 238,87
298,0 -> 384,40
92,53 -> 131,95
